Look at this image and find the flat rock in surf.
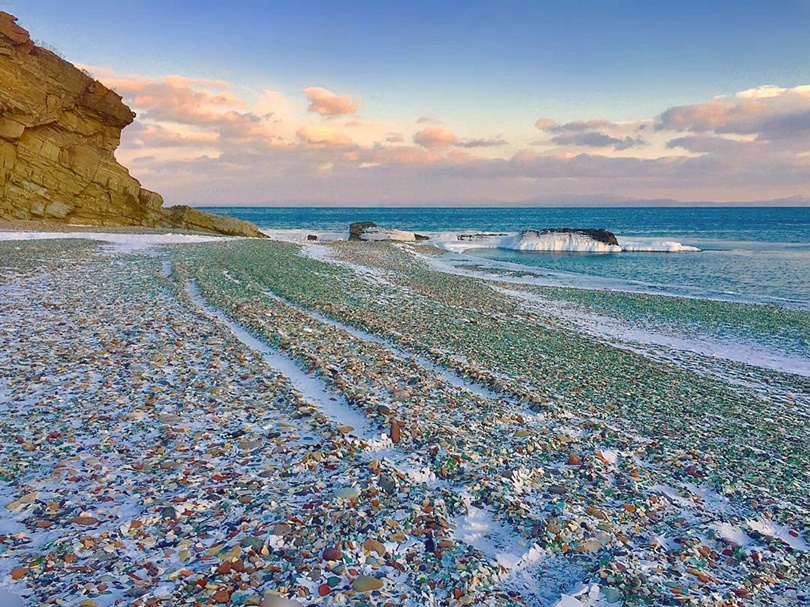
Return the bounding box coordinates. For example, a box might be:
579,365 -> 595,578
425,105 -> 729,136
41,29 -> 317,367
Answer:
349,221 -> 429,242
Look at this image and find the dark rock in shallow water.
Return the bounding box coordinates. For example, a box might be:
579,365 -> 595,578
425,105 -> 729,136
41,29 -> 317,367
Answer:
349,221 -> 379,241
349,221 -> 426,242
522,228 -> 619,246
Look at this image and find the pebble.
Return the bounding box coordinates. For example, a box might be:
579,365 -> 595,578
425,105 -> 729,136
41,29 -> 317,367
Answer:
1,237 -> 806,607
352,575 -> 384,592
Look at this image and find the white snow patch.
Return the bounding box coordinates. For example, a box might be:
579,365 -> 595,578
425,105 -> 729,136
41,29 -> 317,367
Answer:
0,590 -> 26,607
453,494 -> 525,569
747,519 -> 809,551
185,281 -> 376,440
0,231 -> 231,251
710,522 -> 753,547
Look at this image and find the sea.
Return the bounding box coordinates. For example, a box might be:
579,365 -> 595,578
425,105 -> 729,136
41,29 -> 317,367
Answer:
207,206 -> 810,311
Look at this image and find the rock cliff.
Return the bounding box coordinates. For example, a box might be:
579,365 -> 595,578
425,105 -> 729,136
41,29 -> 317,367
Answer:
0,12 -> 263,237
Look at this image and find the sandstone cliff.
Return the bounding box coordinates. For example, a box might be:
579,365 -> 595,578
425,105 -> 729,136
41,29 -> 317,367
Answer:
0,12 -> 263,237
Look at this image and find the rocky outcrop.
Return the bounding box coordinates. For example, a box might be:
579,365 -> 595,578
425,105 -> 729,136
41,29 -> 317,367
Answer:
0,12 -> 263,237
349,221 -> 428,242
522,228 -> 619,246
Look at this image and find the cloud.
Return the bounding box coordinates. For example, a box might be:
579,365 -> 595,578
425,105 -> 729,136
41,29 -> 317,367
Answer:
536,118 -> 617,133
296,125 -> 354,146
416,116 -> 441,124
126,122 -> 220,148
365,145 -> 443,165
98,73 -> 249,126
535,118 -> 556,130
551,131 -> 646,151
413,126 -> 457,148
84,65 -> 809,204
657,85 -> 810,141
550,119 -> 615,133
456,137 -> 509,148
665,135 -> 748,154
302,86 -> 359,116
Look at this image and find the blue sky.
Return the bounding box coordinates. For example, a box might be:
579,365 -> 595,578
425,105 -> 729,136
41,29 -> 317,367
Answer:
6,1 -> 810,204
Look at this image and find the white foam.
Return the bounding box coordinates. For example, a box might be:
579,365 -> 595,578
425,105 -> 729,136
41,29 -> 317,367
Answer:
620,240 -> 700,252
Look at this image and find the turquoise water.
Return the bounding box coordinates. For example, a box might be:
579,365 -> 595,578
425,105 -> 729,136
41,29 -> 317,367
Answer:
205,206 -> 810,308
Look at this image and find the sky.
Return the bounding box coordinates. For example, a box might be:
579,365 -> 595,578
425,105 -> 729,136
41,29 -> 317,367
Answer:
5,0 -> 810,206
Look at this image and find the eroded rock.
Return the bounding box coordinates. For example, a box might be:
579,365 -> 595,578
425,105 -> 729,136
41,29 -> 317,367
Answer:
0,12 -> 263,238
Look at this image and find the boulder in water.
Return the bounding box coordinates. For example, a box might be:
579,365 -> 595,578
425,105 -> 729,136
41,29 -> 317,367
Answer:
349,221 -> 427,242
523,228 -> 619,246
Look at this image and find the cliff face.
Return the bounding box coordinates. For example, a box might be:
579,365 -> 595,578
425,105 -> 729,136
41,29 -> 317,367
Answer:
0,12 -> 263,237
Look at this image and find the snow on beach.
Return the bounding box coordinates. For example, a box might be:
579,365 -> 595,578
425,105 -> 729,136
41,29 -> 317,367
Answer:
0,230 -> 230,250
1,236 -> 808,606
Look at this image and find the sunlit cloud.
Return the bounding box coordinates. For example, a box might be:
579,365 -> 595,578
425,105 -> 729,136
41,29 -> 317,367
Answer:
296,124 -> 354,146
302,86 -> 359,116
657,85 -> 810,141
456,137 -> 509,148
79,64 -> 810,204
413,126 -> 457,148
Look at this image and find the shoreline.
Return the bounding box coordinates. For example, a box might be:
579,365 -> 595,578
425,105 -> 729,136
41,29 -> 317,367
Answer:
0,234 -> 808,606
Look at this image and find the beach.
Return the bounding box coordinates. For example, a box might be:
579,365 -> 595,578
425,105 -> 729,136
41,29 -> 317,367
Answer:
0,232 -> 807,606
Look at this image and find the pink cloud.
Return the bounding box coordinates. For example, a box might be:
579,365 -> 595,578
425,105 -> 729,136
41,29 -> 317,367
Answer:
128,123 -> 220,148
366,145 -> 443,165
296,124 -> 354,146
100,73 -> 250,127
657,85 -> 810,141
83,66 -> 810,204
302,86 -> 359,116
456,137 -> 509,148
534,118 -> 556,130
413,126 -> 457,148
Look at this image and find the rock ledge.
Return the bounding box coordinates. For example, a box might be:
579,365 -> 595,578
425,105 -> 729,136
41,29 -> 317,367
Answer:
0,12 -> 263,238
